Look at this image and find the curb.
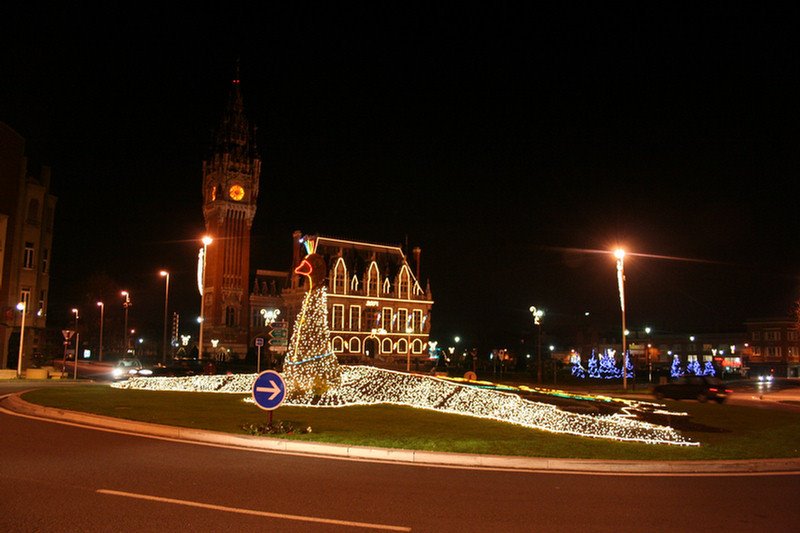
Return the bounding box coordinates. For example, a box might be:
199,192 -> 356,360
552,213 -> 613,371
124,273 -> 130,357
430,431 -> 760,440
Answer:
4,393 -> 800,474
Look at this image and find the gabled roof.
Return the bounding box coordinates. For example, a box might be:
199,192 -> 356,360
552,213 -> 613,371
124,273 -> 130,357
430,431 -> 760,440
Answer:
309,235 -> 415,284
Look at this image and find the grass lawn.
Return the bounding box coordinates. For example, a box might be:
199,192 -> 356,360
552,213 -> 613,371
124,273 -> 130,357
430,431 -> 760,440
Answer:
21,385 -> 800,461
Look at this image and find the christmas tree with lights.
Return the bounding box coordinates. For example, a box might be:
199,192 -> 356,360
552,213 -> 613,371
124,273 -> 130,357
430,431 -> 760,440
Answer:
282,242 -> 341,398
671,354 -> 684,378
686,358 -> 701,375
624,350 -> 635,379
702,360 -> 716,376
587,350 -> 600,379
571,353 -> 586,379
599,349 -> 621,379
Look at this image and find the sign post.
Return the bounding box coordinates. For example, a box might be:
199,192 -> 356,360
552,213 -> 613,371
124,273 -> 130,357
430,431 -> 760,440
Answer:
255,337 -> 264,372
252,370 -> 286,426
268,321 -> 288,369
61,330 -> 75,378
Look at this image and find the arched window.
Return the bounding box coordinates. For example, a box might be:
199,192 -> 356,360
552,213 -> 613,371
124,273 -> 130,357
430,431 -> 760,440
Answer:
367,262 -> 380,296
351,274 -> 360,292
382,278 -> 391,294
413,281 -> 423,296
397,339 -> 408,354
397,265 -> 410,299
381,338 -> 393,354
332,258 -> 347,294
332,336 -> 345,353
412,339 -> 424,354
349,337 -> 361,353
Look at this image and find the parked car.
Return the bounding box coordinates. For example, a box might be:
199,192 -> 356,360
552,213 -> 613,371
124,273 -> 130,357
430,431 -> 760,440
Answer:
653,375 -> 732,403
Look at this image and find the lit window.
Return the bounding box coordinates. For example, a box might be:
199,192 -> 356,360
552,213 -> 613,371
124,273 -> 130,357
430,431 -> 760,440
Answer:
23,242 -> 35,269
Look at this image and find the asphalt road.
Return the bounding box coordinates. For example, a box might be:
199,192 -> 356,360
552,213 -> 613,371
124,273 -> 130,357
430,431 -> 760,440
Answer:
1,382 -> 799,532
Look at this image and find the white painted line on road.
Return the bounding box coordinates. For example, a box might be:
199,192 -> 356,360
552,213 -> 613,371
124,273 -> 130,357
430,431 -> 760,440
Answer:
96,489 -> 411,531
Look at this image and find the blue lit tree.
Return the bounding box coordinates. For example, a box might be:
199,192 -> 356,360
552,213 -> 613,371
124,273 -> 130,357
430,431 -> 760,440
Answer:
587,350 -> 599,379
624,350 -> 635,379
702,360 -> 716,376
670,354 -> 684,378
599,349 -> 621,379
686,358 -> 701,375
571,354 -> 586,379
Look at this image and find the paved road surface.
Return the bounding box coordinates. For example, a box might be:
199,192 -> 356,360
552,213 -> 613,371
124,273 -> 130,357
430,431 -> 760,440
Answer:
2,382 -> 800,532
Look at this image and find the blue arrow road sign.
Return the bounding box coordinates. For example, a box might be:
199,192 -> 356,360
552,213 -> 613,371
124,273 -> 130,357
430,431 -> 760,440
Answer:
252,370 -> 286,410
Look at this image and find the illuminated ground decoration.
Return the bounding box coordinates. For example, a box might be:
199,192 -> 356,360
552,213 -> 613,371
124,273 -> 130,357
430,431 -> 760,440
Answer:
114,367 -> 698,447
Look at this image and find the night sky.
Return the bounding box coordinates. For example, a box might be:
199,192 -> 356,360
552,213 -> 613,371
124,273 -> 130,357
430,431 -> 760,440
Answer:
3,4 -> 800,352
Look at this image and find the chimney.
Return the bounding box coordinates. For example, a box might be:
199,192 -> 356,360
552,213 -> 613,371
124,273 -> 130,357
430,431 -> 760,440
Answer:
413,247 -> 421,281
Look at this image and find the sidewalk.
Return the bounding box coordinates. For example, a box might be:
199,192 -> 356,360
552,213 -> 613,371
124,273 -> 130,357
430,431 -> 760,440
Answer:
3,392 -> 800,474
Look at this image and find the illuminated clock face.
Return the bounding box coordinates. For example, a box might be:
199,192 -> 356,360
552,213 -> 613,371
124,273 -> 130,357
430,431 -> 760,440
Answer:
229,185 -> 245,201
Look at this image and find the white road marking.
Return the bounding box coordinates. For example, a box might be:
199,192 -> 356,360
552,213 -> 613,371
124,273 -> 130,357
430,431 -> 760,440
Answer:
96,489 -> 411,531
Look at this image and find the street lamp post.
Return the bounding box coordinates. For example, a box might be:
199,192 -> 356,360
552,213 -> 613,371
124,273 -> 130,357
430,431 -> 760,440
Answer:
529,306 -> 544,385
121,291 -> 131,353
404,312 -> 415,372
71,308 -> 80,380
160,270 -> 170,365
97,302 -> 104,361
614,249 -> 628,390
645,326 -> 652,383
198,236 -> 212,360
16,302 -> 26,377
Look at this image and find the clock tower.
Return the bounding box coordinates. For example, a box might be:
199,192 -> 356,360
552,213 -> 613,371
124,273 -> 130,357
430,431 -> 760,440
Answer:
200,69 -> 261,358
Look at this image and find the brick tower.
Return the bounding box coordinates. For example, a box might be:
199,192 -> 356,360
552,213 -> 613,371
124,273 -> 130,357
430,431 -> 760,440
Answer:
200,67 -> 261,359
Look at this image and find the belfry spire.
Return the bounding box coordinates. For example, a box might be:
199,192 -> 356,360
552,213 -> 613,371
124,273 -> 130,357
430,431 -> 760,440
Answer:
213,59 -> 257,161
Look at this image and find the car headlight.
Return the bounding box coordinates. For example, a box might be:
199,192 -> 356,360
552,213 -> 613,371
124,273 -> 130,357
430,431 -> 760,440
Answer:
112,368 -> 124,378
138,369 -> 152,376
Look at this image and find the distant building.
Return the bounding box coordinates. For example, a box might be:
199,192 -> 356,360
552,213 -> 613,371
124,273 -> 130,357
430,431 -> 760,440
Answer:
0,122 -> 57,372
744,317 -> 800,378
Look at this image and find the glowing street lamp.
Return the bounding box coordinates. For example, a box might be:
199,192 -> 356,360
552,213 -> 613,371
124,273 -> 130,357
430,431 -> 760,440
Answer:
198,236 -> 212,359
71,308 -> 80,379
121,290 -> 131,352
405,326 -> 414,372
529,306 -> 544,385
160,270 -> 170,364
614,249 -> 628,390
16,302 -> 26,377
97,301 -> 104,361
644,326 -> 652,383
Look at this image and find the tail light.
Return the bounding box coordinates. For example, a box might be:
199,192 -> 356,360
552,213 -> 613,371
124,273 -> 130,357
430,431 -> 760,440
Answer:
709,388 -> 718,392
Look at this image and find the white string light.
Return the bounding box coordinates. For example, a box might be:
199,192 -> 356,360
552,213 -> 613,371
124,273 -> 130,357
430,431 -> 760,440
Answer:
114,365 -> 698,446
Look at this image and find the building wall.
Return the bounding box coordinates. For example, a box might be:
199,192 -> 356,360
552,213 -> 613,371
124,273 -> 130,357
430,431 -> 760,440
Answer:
0,122 -> 57,371
280,234 -> 434,367
744,318 -> 800,377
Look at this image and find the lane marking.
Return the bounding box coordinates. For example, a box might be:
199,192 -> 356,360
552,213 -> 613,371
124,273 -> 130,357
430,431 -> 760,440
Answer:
2,402 -> 799,478
96,489 -> 411,531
